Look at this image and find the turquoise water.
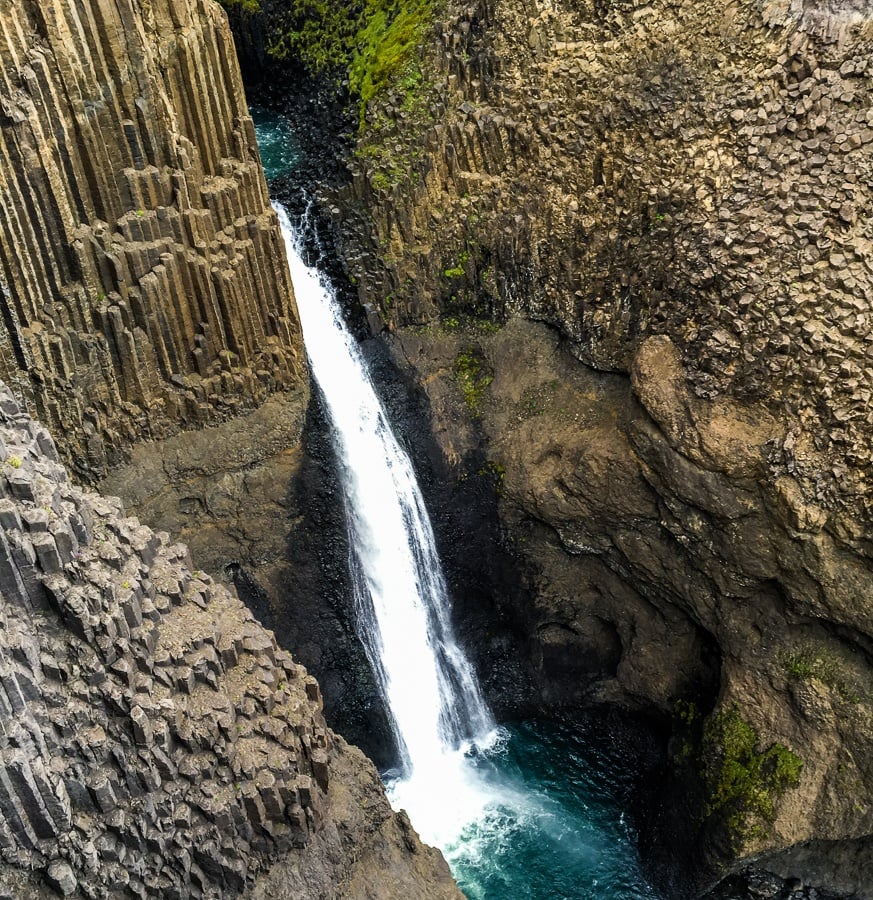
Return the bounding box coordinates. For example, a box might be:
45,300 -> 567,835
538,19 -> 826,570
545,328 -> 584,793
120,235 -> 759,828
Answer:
442,721 -> 660,900
250,105 -> 301,180
255,109 -> 661,900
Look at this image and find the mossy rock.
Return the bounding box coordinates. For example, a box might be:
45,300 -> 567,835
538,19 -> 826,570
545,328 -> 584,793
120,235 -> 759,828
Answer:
455,347 -> 493,416
227,0 -> 434,125
701,705 -> 802,851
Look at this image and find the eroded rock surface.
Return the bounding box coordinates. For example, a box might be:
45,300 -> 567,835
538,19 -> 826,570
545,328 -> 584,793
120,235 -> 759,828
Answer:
334,0 -> 873,527
0,382 -> 460,899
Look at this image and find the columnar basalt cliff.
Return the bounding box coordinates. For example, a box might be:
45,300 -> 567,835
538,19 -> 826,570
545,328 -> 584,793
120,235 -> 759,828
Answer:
0,1 -> 468,896
337,0 -> 873,514
0,381 -> 460,899
267,0 -> 873,893
0,0 -> 305,480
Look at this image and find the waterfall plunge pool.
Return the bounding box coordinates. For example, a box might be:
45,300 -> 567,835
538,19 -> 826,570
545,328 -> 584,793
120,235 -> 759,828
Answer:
388,720 -> 660,900
255,105 -> 662,900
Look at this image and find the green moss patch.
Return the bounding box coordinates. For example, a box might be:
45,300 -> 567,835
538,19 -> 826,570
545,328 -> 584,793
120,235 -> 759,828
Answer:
779,645 -> 863,703
443,250 -> 469,279
217,0 -> 262,14
349,0 -> 433,118
237,0 -> 433,125
702,705 -> 802,849
455,348 -> 492,416
265,1 -> 364,75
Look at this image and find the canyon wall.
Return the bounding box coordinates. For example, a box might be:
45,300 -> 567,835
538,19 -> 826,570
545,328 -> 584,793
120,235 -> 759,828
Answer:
304,0 -> 873,893
0,0 -> 468,896
0,381 -> 460,898
0,0 -> 305,480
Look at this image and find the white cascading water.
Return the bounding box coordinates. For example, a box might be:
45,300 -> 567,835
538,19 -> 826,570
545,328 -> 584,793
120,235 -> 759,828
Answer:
273,201 -> 503,846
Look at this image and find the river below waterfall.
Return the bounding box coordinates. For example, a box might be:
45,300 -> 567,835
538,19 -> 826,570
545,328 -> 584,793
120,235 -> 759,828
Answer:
256,106 -> 661,900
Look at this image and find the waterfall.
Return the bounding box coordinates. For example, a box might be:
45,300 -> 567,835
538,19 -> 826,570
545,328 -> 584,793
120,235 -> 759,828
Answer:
273,202 -> 496,801
255,117 -> 662,897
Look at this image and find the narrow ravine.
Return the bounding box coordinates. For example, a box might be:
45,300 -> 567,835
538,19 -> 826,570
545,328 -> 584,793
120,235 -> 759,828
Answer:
271,182 -> 660,898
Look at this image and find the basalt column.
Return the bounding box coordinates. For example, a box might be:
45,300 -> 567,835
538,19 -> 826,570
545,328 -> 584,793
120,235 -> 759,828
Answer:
0,0 -> 304,479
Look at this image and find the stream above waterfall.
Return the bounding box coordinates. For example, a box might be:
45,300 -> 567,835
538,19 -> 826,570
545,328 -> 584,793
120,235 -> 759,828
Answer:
257,106 -> 661,900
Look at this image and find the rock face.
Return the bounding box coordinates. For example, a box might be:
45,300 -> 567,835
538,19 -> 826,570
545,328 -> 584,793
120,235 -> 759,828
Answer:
0,381 -> 460,898
334,0 -> 873,529
0,1 -> 464,897
97,390 -> 400,769
382,319 -> 873,895
283,0 -> 873,893
0,0 -> 305,480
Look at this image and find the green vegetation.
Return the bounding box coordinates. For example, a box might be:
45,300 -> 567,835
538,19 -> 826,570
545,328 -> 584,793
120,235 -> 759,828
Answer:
478,460 -> 505,493
455,348 -> 492,416
779,645 -> 863,703
781,647 -> 821,680
672,699 -> 700,762
370,170 -> 393,192
216,0 -> 262,13
674,699 -> 699,725
228,0 -> 433,123
266,1 -> 364,75
6,455 -> 21,469
349,1 -> 432,114
702,705 -> 802,848
443,250 -> 469,279
356,106 -> 430,188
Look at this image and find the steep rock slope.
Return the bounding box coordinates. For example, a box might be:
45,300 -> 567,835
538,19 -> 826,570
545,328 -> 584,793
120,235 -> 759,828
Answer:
338,0 -> 873,524
0,2 -> 463,897
0,0 -> 305,480
297,0 -> 873,892
0,381 -> 460,899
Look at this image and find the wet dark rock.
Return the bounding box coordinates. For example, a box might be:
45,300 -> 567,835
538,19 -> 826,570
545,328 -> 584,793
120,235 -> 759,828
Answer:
272,0 -> 873,894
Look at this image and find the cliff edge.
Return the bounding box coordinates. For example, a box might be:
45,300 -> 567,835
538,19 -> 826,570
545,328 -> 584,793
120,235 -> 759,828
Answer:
267,0 -> 873,893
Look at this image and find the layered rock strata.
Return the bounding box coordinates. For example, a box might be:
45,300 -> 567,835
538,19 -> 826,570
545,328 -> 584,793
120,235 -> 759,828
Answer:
0,0 -> 305,480
0,381 -> 460,899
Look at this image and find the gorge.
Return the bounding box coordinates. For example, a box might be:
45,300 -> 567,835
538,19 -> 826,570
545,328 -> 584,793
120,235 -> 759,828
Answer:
272,192 -> 657,897
0,0 -> 872,898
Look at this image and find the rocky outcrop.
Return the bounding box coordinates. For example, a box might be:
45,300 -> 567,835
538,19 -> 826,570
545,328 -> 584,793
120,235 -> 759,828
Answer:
0,1 -> 464,897
278,0 -> 873,893
0,0 -> 305,480
96,391 -> 399,768
0,381 -> 460,899
375,314 -> 873,896
332,0 -> 873,527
